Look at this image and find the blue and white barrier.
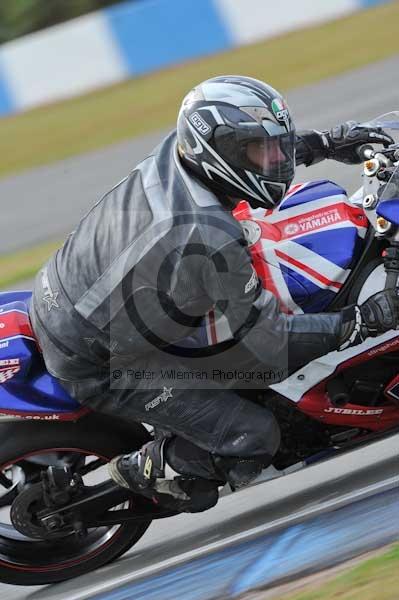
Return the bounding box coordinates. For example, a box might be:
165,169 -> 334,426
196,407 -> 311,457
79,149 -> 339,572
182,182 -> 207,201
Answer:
0,0 -> 391,117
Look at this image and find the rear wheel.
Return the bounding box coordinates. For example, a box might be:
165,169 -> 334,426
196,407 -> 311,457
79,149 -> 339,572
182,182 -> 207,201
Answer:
0,415 -> 152,585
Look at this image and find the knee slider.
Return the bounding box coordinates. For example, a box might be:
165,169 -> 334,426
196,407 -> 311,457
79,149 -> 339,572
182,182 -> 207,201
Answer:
214,455 -> 272,489
178,478 -> 219,512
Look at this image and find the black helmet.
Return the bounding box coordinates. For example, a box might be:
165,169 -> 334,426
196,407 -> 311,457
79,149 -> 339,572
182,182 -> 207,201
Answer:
177,75 -> 296,208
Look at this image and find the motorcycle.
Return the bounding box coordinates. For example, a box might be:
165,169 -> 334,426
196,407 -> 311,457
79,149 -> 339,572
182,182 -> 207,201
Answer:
0,113 -> 399,585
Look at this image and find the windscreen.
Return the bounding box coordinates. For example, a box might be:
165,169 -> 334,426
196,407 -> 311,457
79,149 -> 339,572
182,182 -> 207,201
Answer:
361,112 -> 399,204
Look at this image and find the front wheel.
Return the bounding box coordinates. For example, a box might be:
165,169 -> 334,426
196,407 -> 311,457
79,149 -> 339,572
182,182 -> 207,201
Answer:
0,415 -> 152,585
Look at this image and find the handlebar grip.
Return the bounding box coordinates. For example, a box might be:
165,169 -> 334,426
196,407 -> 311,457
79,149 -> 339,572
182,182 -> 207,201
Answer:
356,144 -> 374,160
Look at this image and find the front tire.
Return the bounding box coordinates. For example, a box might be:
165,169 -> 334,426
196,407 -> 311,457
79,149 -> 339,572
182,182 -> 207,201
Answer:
0,414 -> 152,585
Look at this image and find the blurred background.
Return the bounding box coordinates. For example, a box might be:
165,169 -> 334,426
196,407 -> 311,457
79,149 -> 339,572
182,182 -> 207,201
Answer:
0,1 -> 123,43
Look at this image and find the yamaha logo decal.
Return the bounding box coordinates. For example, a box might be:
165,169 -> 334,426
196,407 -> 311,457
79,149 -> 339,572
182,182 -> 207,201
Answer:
283,223 -> 300,236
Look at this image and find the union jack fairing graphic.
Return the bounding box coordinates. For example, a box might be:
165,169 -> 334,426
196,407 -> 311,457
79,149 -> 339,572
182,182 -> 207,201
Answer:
205,179 -> 368,345
234,179 -> 368,314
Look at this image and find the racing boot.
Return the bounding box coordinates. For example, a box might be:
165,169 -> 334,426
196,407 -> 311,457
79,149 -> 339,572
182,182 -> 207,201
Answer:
108,438 -> 219,513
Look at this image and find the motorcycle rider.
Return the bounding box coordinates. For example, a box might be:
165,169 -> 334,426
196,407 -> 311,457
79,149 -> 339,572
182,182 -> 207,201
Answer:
29,76 -> 399,513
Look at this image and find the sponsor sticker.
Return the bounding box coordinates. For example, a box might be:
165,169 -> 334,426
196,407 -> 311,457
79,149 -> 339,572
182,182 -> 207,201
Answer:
189,112 -> 211,136
282,208 -> 342,238
41,267 -> 60,311
324,407 -> 383,416
0,358 -> 21,384
283,223 -> 300,236
143,456 -> 153,479
244,267 -> 258,294
145,387 -> 173,411
271,98 -> 290,130
0,413 -> 61,420
368,338 -> 399,357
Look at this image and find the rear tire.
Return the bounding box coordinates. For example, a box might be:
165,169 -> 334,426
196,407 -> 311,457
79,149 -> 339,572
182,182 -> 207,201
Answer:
0,414 -> 152,585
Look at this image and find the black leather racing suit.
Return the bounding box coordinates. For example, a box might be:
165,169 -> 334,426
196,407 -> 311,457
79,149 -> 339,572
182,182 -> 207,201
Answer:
30,130 -> 342,484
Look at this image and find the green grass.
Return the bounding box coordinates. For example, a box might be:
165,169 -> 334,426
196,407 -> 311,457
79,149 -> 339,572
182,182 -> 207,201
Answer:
0,239 -> 62,289
275,543 -> 399,600
0,1 -> 399,179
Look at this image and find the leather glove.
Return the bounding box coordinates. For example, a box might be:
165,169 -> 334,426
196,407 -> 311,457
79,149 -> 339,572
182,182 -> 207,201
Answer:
339,288 -> 399,350
323,120 -> 394,165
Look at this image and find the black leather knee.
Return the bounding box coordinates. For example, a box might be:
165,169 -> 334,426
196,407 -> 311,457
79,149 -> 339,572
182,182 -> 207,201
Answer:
218,409 -> 281,458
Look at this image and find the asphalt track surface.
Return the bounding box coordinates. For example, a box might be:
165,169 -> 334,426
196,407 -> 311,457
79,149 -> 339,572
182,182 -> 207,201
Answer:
0,55 -> 399,598
2,435 -> 398,600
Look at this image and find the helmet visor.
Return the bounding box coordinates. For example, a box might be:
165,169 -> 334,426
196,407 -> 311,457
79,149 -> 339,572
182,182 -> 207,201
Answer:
214,122 -> 295,183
